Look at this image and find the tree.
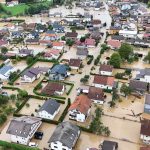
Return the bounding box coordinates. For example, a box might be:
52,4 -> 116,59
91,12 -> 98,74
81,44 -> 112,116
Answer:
17,90 -> 28,100
26,56 -> 33,65
9,72 -> 18,81
109,53 -> 121,68
118,43 -> 133,60
95,107 -> 103,118
66,39 -> 74,47
144,51 -> 150,64
10,94 -> 16,101
1,47 -> 8,54
48,25 -> 53,30
120,83 -> 132,97
80,36 -> 86,43
61,36 -> 66,41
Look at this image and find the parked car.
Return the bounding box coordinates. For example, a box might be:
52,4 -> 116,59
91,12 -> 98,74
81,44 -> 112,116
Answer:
29,142 -> 38,147
34,131 -> 44,140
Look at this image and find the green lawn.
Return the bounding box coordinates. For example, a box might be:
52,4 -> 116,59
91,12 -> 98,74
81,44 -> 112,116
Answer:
2,4 -> 29,16
0,0 -> 53,17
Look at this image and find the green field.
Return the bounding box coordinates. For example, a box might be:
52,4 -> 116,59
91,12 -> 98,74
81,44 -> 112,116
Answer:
0,0 -> 52,18
1,4 -> 29,16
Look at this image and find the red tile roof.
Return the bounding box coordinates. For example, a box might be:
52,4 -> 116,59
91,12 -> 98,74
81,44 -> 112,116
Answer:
99,64 -> 113,72
140,119 -> 150,136
69,59 -> 81,67
41,82 -> 64,96
93,75 -> 114,86
52,41 -> 64,47
85,39 -> 96,46
107,39 -> 121,49
69,95 -> 92,115
88,86 -> 104,101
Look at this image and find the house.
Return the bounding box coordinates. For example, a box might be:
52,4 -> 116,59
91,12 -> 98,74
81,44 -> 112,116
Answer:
48,121 -> 80,150
26,31 -> 39,39
136,68 -> 150,83
129,79 -> 148,93
52,41 -> 64,50
93,75 -> 115,90
0,39 -> 8,48
52,22 -> 65,33
99,64 -> 113,76
88,86 -> 105,104
65,32 -> 78,41
107,26 -> 121,35
6,116 -> 42,145
76,47 -> 89,60
119,30 -> 137,38
107,39 -> 121,49
0,65 -> 15,80
25,39 -> 39,45
37,99 -> 60,120
69,59 -> 81,70
49,64 -> 69,81
92,19 -> 102,29
101,140 -> 118,150
68,94 -> 92,122
91,31 -> 103,40
43,30 -> 57,41
41,82 -> 65,96
44,49 -> 60,60
134,38 -> 149,48
111,35 -> 125,41
21,67 -> 41,83
18,49 -> 34,57
85,39 -> 96,48
143,94 -> 150,117
140,119 -> 150,144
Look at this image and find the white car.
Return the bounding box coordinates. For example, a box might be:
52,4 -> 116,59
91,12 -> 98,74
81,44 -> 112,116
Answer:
29,142 -> 38,147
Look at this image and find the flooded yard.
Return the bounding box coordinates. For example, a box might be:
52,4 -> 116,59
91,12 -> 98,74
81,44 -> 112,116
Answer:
33,61 -> 53,68
103,93 -> 144,121
11,60 -> 28,72
102,115 -> 141,143
75,131 -> 141,150
19,98 -> 45,116
31,123 -> 57,150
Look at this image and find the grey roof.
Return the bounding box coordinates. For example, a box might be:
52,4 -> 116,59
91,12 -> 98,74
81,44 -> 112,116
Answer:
129,80 -> 147,92
48,121 -> 80,149
7,116 -> 41,138
22,67 -> 40,78
136,68 -> 150,79
50,64 -> 68,75
111,35 -> 125,41
102,140 -> 118,150
145,94 -> 150,105
0,65 -> 13,75
19,49 -> 33,55
76,49 -> 88,56
38,99 -> 60,115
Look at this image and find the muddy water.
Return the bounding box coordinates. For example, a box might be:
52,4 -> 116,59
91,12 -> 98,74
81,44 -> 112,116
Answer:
75,131 -> 141,150
19,98 -> 45,116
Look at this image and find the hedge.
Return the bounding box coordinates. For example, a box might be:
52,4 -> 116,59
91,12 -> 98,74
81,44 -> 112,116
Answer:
63,81 -> 74,95
58,99 -> 71,122
13,99 -> 29,116
0,140 -> 39,150
78,126 -> 92,133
